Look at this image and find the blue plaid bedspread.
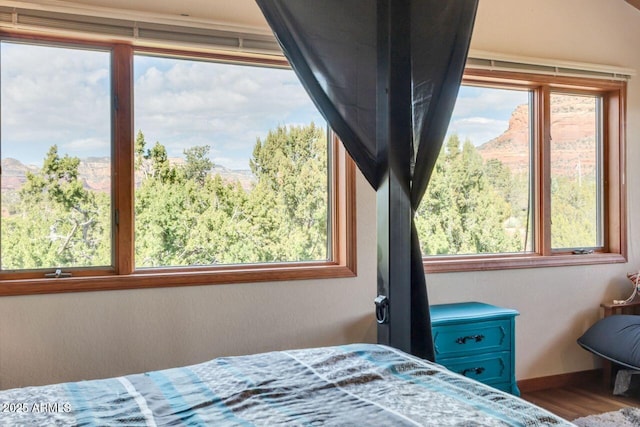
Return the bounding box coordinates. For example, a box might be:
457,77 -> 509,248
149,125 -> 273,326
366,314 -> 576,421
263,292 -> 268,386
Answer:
0,344 -> 574,426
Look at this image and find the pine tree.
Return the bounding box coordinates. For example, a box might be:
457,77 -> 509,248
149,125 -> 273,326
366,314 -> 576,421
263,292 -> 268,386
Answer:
2,146 -> 110,268
415,135 -> 521,255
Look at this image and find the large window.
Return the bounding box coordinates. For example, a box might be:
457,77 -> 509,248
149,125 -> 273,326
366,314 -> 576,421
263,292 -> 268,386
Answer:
133,54 -> 329,268
420,70 -> 626,272
0,37 -> 355,295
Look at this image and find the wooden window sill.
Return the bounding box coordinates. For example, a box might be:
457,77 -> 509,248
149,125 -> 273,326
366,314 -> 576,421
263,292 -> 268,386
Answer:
424,252 -> 626,273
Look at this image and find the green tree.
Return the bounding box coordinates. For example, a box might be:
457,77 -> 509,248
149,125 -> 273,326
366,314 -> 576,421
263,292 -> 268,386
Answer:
134,129 -> 152,179
135,135 -> 189,266
484,157 -> 531,250
135,123 -> 329,266
415,135 -> 520,255
551,175 -> 598,248
182,145 -> 213,186
2,146 -> 110,269
3,123 -> 330,270
134,133 -> 254,266
249,123 -> 328,261
148,141 -> 175,183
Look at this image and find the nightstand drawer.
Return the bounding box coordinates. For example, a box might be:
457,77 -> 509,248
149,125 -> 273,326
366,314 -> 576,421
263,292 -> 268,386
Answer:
433,319 -> 511,359
438,352 -> 512,384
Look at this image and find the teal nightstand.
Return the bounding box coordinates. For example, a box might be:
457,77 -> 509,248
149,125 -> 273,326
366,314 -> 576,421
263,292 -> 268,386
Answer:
430,302 -> 520,396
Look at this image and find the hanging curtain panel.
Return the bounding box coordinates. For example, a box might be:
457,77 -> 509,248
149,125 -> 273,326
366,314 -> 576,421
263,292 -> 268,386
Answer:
255,1 -> 380,187
256,0 -> 478,360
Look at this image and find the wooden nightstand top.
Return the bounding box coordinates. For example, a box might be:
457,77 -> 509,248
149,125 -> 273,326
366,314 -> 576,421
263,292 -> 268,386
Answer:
431,302 -> 519,324
600,300 -> 640,317
600,300 -> 640,310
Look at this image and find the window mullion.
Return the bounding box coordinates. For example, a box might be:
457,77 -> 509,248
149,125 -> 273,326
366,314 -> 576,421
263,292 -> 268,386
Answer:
112,44 -> 135,275
604,89 -> 626,256
536,86 -> 552,256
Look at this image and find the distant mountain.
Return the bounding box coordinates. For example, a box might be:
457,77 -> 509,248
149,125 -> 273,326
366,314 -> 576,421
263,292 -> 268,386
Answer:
476,95 -> 597,177
1,157 -> 39,191
78,157 -> 111,193
3,96 -> 595,193
1,157 -> 255,192
210,165 -> 255,190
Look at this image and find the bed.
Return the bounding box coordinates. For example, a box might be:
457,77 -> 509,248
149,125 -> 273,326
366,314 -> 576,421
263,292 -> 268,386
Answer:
0,343 -> 572,426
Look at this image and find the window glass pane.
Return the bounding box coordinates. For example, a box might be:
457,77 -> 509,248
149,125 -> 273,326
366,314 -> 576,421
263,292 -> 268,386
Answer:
133,55 -> 328,268
1,42 -> 112,270
417,85 -> 532,256
550,93 -> 602,249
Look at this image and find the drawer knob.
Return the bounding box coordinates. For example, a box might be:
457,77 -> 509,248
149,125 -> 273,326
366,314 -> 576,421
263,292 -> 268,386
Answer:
456,334 -> 485,344
461,367 -> 485,377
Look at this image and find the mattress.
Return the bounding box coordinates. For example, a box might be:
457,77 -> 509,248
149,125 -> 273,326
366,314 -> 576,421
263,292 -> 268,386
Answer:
0,343 -> 573,426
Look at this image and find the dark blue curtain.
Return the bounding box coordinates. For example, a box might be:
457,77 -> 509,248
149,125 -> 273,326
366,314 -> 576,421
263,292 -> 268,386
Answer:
256,0 -> 477,360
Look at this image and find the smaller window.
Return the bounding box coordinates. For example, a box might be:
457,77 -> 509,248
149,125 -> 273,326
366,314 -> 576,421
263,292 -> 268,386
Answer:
549,93 -> 602,250
0,41 -> 112,272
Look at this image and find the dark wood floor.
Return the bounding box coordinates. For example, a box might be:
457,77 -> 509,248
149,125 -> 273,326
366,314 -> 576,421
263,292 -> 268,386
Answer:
522,382 -> 640,421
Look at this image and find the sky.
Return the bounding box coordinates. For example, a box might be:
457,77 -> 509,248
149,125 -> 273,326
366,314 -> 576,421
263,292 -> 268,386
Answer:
1,41 -> 529,170
1,42 -> 111,165
133,55 -> 325,170
447,85 -> 529,147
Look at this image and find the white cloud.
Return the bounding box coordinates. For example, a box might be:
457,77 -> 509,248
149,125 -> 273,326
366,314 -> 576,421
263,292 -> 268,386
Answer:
62,137 -> 110,153
447,117 -> 510,147
2,42 -> 531,172
133,57 -> 323,169
1,42 -> 110,164
2,44 -> 323,169
452,86 -> 528,120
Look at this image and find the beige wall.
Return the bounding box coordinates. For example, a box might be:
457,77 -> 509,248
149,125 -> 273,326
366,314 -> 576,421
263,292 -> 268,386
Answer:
1,0 -> 639,389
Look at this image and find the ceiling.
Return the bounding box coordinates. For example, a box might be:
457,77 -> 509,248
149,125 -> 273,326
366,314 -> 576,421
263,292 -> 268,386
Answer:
6,0 -> 272,31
